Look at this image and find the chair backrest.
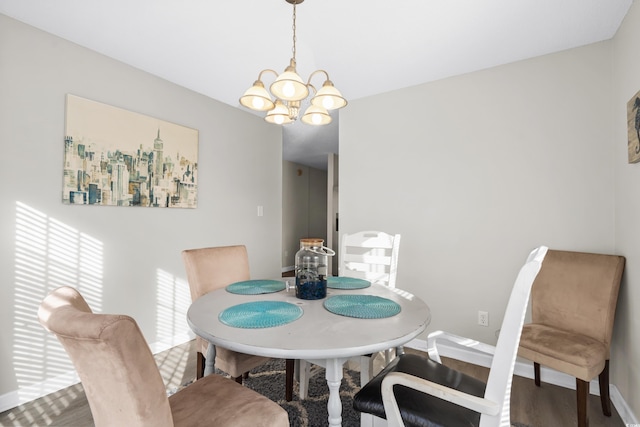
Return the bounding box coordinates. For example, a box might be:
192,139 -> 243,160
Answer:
37,286 -> 174,427
339,231 -> 401,288
530,249 -> 625,352
181,245 -> 251,301
483,246 -> 547,427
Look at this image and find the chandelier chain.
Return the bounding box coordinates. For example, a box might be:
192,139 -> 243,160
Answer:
292,1 -> 297,61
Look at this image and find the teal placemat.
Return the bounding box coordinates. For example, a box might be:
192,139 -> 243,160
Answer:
327,276 -> 371,290
324,295 -> 401,319
226,279 -> 285,295
219,301 -> 303,328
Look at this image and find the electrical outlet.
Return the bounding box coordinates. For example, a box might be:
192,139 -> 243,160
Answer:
478,311 -> 489,327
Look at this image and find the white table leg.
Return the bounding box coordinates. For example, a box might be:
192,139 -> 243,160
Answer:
324,358 -> 349,427
360,355 -> 373,385
204,342 -> 216,376
298,359 -> 311,400
360,413 -> 375,427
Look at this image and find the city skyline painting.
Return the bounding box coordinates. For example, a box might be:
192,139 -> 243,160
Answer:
63,94 -> 198,208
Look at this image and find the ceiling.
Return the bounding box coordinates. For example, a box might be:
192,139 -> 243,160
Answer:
0,0 -> 632,169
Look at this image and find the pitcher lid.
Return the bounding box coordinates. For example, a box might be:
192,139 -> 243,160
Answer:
300,238 -> 324,245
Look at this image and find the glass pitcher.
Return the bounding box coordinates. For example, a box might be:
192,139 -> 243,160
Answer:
294,238 -> 335,300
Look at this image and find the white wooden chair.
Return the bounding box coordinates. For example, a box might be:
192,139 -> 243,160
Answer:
339,230 -> 401,288
353,246 -> 548,427
298,231 -> 401,399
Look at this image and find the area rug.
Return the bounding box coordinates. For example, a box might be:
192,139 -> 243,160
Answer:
241,359 -> 360,427
174,359 -> 530,427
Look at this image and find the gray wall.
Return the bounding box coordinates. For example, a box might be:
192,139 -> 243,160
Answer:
612,1 -> 640,419
0,14 -> 283,405
340,34 -> 633,410
282,161 -> 328,270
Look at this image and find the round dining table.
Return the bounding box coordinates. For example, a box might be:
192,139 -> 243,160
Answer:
187,279 -> 431,427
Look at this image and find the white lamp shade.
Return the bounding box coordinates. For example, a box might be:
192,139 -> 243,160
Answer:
271,67 -> 309,101
239,81 -> 275,111
265,100 -> 293,125
301,105 -> 331,125
311,81 -> 347,110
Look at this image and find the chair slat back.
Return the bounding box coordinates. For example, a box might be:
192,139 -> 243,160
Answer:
339,231 -> 401,288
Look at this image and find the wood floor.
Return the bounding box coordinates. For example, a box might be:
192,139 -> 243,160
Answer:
437,355 -> 625,427
0,340 -> 625,426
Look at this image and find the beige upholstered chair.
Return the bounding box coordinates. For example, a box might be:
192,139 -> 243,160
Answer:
182,245 -> 294,400
518,249 -> 625,427
354,246 -> 547,427
37,286 -> 289,427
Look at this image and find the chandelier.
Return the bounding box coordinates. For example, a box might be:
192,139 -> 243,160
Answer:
239,0 -> 347,126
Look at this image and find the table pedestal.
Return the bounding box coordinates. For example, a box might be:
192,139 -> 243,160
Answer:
305,357 -> 350,427
204,343 -> 216,376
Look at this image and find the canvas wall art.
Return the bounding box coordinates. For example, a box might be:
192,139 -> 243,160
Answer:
627,90 -> 640,164
63,94 -> 198,208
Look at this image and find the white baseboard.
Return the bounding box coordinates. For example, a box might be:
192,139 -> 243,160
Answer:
148,331 -> 194,355
0,370 -> 80,413
0,332 -> 195,413
611,385 -> 639,425
404,338 -> 638,425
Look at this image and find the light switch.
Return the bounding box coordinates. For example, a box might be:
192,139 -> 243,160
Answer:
257,205 -> 264,217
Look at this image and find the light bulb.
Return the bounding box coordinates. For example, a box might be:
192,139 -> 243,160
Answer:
252,97 -> 265,109
274,115 -> 284,125
322,97 -> 335,109
283,82 -> 295,98
312,114 -> 322,125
